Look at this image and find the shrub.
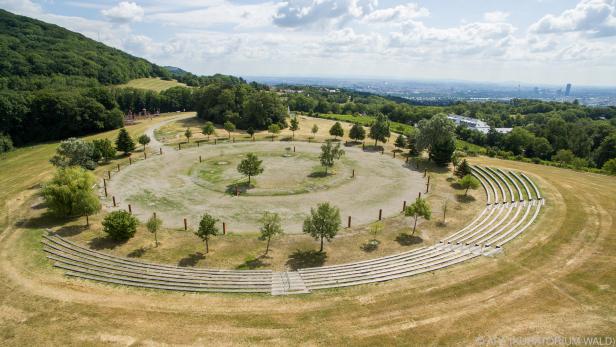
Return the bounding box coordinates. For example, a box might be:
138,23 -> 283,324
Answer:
102,210 -> 138,241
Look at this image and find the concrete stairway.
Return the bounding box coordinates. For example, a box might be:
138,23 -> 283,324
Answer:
271,271 -> 310,295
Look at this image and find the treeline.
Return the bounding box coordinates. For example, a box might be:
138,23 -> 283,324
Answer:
0,9 -> 170,87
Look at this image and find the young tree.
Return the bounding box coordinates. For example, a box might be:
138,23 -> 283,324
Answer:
202,121 -> 215,141
247,127 -> 255,139
289,117 -> 300,140
223,121 -> 236,139
369,113 -> 390,147
370,221 -> 383,242
138,134 -> 151,151
407,131 -> 420,157
319,140 -> 345,175
102,210 -> 138,241
195,213 -> 219,253
552,149 -> 576,165
146,214 -> 163,246
459,174 -> 480,196
454,159 -> 472,178
603,158 -> 616,174
92,138 -> 115,164
268,124 -> 281,141
451,151 -> 461,171
50,138 -> 97,169
115,128 -> 135,155
42,167 -> 101,226
184,128 -> 193,143
311,124 -> 319,138
349,123 -> 366,142
394,134 -> 407,151
329,122 -> 344,140
0,133 -> 13,153
237,153 -> 264,184
404,198 -> 431,235
259,212 -> 283,255
302,202 -> 341,252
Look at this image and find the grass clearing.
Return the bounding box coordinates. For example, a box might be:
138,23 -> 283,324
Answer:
117,77 -> 188,92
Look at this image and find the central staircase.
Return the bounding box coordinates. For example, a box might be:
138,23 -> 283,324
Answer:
271,271 -> 310,295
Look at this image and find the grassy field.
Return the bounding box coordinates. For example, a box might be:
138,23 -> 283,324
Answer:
0,114 -> 614,345
118,77 -> 188,92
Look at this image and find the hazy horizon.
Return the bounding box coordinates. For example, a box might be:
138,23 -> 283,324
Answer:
2,0 -> 616,86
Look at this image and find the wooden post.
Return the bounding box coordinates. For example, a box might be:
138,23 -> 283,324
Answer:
153,212 -> 156,219
381,149 -> 384,155
214,139 -> 217,145
352,169 -> 355,178
129,157 -> 132,165
362,142 -> 365,150
144,151 -> 147,159
103,178 -> 107,197
424,168 -> 427,177
117,164 -> 120,172
199,155 -> 202,163
184,218 -> 187,231
232,137 -> 235,143
347,216 -> 351,228
393,151 -> 396,158
107,171 -> 111,180
418,192 -> 422,200
293,146 -> 296,152
426,176 -> 430,193
178,143 -> 181,150
308,138 -> 311,143
403,200 -> 407,211
160,148 -> 163,155
197,141 -> 200,147
128,204 -> 132,214
378,209 -> 382,221
235,185 -> 239,196
112,196 -> 116,207
223,222 -> 226,235
252,136 -> 255,142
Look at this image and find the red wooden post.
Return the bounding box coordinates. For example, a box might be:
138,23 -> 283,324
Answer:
223,222 -> 226,235
347,216 -> 351,228
379,209 -> 382,220
403,200 -> 406,211
128,204 -> 132,214
112,196 -> 116,207
184,218 -> 187,231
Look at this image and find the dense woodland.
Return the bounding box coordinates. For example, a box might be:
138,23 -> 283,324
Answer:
1,9 -> 615,173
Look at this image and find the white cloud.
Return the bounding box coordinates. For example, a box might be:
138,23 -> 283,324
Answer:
102,2 -> 145,24
363,3 -> 429,23
0,0 -> 43,16
273,0 -> 377,28
530,0 -> 616,37
483,11 -> 510,23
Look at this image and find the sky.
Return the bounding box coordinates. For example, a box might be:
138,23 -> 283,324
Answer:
1,0 -> 616,86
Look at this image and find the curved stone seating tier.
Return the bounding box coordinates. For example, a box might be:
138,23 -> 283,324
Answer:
43,165 -> 544,295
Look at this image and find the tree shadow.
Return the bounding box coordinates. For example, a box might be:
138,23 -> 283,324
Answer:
395,233 -> 423,246
236,255 -> 270,270
14,211 -> 68,229
363,145 -> 384,153
280,136 -> 293,142
360,240 -> 380,252
54,225 -> 88,237
127,246 -> 148,258
455,194 -> 476,203
450,182 -> 463,189
88,236 -> 128,250
308,170 -> 330,178
286,249 -> 327,270
344,141 -> 361,147
178,252 -> 205,267
225,181 -> 254,195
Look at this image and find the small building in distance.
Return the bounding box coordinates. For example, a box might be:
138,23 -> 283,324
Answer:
447,114 -> 512,134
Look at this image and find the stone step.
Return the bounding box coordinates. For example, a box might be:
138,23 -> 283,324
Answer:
271,272 -> 310,295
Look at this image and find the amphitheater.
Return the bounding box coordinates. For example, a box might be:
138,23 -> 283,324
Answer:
42,157 -> 544,295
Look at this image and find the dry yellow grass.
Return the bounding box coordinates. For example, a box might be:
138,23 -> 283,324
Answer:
118,78 -> 187,92
0,114 -> 614,345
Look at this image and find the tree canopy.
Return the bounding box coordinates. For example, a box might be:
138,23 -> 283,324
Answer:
41,167 -> 101,221
303,203 -> 341,252
237,153 -> 264,184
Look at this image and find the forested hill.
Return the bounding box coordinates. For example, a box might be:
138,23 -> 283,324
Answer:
0,9 -> 170,90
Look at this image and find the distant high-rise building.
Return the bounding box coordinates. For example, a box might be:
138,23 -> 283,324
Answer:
565,83 -> 572,96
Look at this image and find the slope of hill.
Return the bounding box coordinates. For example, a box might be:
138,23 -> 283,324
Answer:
0,9 -> 170,89
118,77 -> 188,92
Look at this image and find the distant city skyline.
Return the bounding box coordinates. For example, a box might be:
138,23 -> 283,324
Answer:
2,0 -> 616,86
